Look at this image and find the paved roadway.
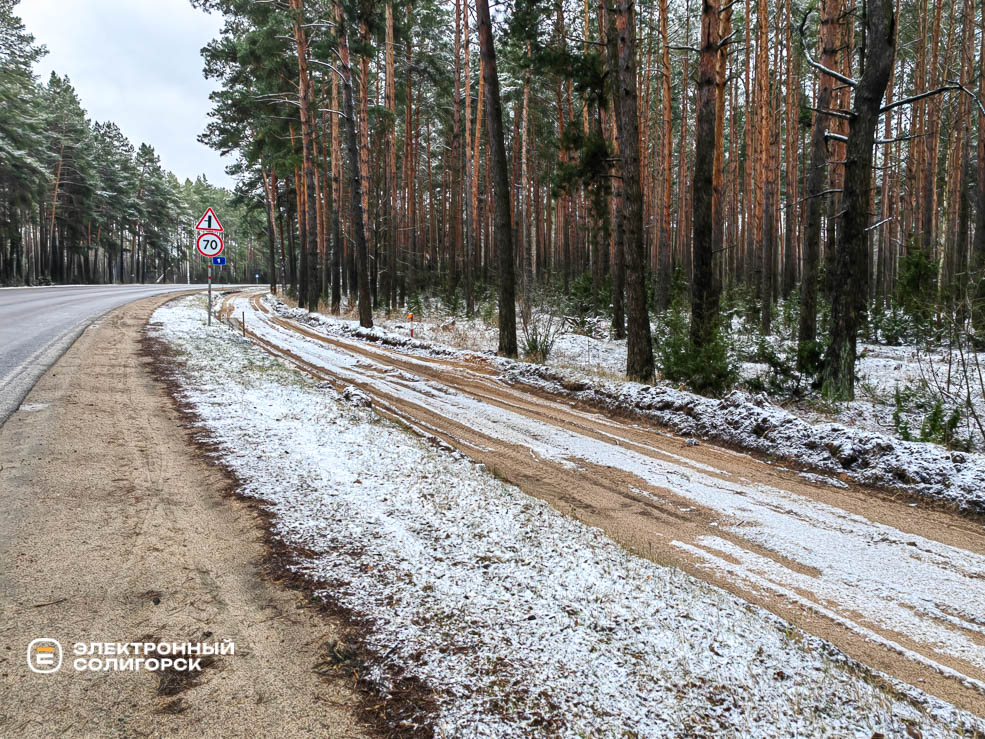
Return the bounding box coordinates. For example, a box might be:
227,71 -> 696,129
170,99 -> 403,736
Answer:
0,284 -> 217,425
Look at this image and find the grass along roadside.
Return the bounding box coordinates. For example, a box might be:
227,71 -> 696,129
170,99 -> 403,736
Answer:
151,294 -> 984,737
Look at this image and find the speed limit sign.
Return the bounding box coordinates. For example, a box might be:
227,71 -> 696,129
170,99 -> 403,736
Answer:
197,232 -> 223,258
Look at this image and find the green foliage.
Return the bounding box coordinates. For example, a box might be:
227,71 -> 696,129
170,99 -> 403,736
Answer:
407,291 -> 426,320
479,291 -> 497,325
896,248 -> 937,326
892,386 -> 974,451
721,282 -> 759,331
745,338 -> 806,398
868,301 -> 912,346
439,282 -> 463,316
892,387 -> 914,441
797,340 -> 825,378
655,293 -> 738,397
520,285 -> 567,364
918,401 -> 961,448
566,271 -> 611,326
777,292 -> 800,339
521,323 -> 555,364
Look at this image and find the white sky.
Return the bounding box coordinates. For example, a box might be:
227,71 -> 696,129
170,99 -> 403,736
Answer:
18,0 -> 234,188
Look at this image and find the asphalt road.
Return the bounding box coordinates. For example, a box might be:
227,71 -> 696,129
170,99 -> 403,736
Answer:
0,284 -> 216,426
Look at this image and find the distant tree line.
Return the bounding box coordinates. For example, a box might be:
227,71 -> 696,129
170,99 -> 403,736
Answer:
0,0 -> 267,286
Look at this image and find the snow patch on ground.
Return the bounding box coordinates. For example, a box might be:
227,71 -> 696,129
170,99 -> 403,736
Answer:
150,295 -> 984,737
503,363 -> 985,513
268,296 -> 985,513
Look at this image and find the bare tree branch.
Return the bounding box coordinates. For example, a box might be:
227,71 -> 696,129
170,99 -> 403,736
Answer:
799,8 -> 858,88
808,106 -> 855,120
797,188 -> 843,204
879,82 -> 985,117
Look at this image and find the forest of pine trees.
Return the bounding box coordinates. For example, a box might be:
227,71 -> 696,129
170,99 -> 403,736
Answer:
0,0 -> 266,286
192,0 -> 985,400
5,0 -> 985,402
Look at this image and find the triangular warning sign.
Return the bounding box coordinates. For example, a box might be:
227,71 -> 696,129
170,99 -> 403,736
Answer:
195,207 -> 224,232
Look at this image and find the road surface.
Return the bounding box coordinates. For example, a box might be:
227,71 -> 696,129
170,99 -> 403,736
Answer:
0,285 -> 216,425
222,289 -> 985,718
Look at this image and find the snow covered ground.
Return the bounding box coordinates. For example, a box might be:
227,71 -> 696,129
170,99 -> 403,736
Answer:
805,342 -> 985,449
356,298 -> 985,451
150,294 -> 984,737
274,297 -> 985,511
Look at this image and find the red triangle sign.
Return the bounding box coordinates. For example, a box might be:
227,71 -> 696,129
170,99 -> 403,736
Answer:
195,207 -> 224,232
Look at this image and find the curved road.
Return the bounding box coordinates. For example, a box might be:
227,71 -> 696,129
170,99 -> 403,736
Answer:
0,284 -> 215,425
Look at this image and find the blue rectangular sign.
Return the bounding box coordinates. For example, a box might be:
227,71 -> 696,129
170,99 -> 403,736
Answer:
212,256 -> 226,265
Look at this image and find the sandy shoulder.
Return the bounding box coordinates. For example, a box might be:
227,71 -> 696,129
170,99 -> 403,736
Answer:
0,293 -> 368,737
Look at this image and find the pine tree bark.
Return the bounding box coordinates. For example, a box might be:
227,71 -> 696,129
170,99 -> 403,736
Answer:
330,69 -> 342,313
975,2 -> 985,272
690,0 -> 722,352
260,164 -> 282,293
476,0 -> 517,357
797,0 -> 839,370
358,15 -> 374,310
656,0 -> 672,309
608,0 -> 654,380
450,0 -> 464,292
336,1 -> 373,327
463,0 -> 476,316
405,6 -> 418,286
823,0 -> 896,399
781,0 -> 798,299
385,3 -> 397,310
290,2 -> 320,310
713,4 -> 730,292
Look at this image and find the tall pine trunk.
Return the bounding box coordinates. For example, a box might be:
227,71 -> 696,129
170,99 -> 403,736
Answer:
798,0 -> 840,370
823,0 -> 896,399
690,0 -> 722,352
336,2 -> 373,327
608,0 -> 653,381
476,0 -> 517,357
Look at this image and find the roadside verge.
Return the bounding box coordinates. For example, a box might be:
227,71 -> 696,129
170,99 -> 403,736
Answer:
0,292 -> 368,737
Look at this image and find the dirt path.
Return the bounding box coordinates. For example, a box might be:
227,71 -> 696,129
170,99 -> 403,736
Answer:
0,294 -> 368,737
227,290 -> 985,719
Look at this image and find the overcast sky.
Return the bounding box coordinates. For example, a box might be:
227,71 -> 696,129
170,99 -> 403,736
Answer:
19,0 -> 233,188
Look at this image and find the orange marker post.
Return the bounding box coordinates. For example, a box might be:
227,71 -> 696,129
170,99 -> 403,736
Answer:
408,313 -> 414,338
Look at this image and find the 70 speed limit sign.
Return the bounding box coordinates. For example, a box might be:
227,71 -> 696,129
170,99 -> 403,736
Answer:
197,232 -> 224,258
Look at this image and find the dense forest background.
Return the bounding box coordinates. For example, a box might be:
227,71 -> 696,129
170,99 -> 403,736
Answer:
0,0 -> 265,285
3,0 -> 985,406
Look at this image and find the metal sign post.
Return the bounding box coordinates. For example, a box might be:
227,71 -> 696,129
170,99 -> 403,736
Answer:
194,208 -> 225,327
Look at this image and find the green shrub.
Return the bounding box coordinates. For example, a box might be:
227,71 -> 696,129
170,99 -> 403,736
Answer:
892,387 -> 913,441
407,291 -> 426,320
892,387 -> 974,451
440,283 -> 462,315
919,401 -> 962,448
479,291 -> 497,325
869,301 -> 912,345
747,338 -> 805,397
655,302 -> 737,397
896,248 -> 936,329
